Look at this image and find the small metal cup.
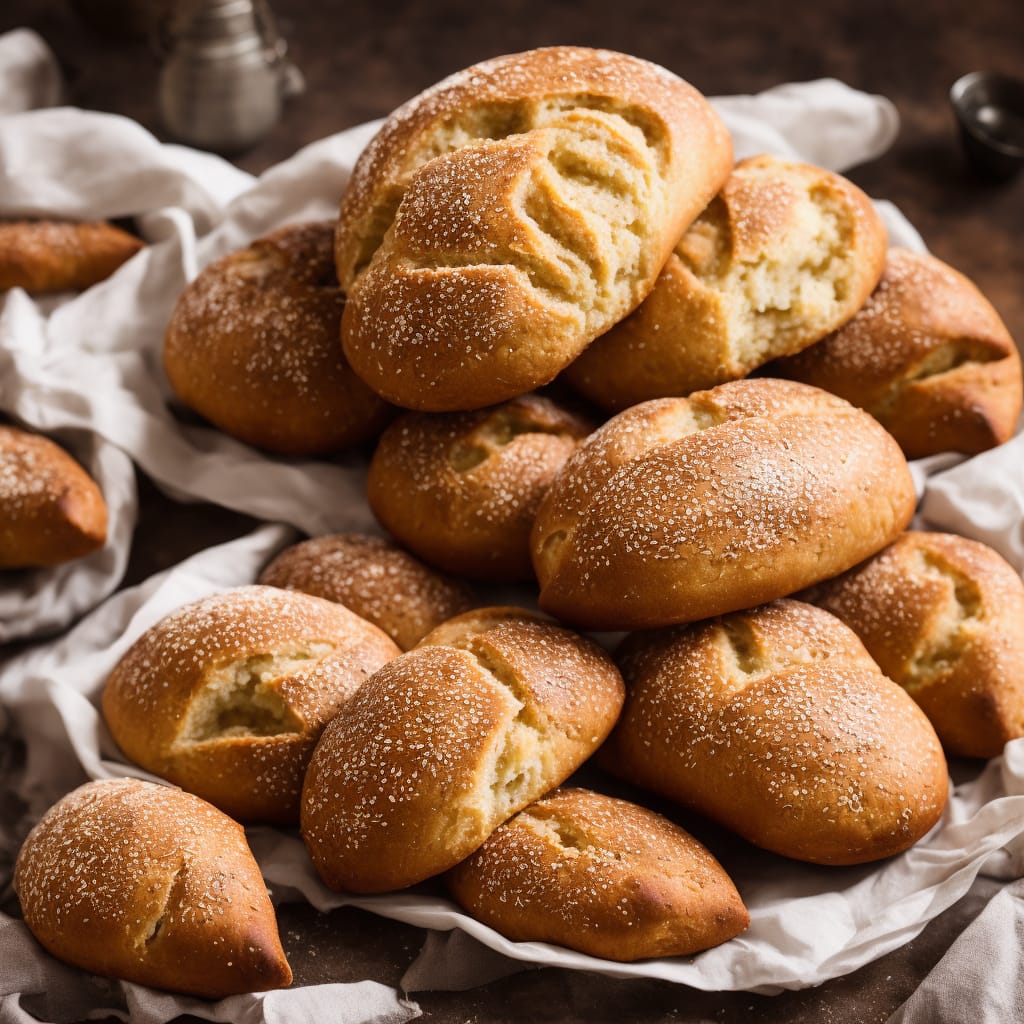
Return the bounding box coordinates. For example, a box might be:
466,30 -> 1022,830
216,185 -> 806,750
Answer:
950,71 -> 1024,180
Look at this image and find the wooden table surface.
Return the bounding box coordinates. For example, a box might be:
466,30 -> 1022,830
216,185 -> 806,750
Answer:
3,0 -> 1023,1020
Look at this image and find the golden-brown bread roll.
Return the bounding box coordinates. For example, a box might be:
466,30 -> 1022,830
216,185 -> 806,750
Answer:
564,154 -> 887,410
807,531 -> 1024,759
102,585 -> 400,824
531,378 -> 916,630
447,787 -> 750,961
367,394 -> 592,581
336,46 -> 733,411
14,778 -> 292,998
0,425 -> 107,569
258,532 -> 477,650
0,219 -> 143,293
773,248 -> 1023,457
163,220 -> 393,456
301,607 -> 625,893
603,600 -> 949,865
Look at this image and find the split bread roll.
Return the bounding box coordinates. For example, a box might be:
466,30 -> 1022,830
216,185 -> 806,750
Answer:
773,248 -> 1023,457
807,531 -> 1024,759
0,425 -> 108,569
603,600 -> 949,865
0,219 -> 143,293
301,607 -> 625,893
15,778 -> 292,998
367,394 -> 592,581
102,585 -> 400,824
447,787 -> 750,961
565,154 -> 887,410
259,533 -> 477,650
531,378 -> 916,630
163,220 -> 392,456
336,46 -> 733,411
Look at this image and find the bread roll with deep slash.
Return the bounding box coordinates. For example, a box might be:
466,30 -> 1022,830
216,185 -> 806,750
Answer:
15,778 -> 292,997
301,607 -> 625,893
336,46 -> 733,411
531,378 -> 916,630
603,600 -> 949,865
447,787 -> 750,961
102,585 -> 400,823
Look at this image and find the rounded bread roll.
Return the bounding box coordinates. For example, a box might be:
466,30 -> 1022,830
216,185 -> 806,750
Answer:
336,46 -> 733,411
603,600 -> 949,865
564,154 -> 887,410
0,425 -> 107,569
367,394 -> 592,581
163,220 -> 392,456
15,778 -> 292,998
102,585 -> 400,823
807,530 -> 1024,759
447,787 -> 750,961
531,378 -> 916,630
301,607 -> 625,893
773,248 -> 1023,457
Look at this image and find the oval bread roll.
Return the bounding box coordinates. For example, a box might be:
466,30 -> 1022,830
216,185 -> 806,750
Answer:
565,154 -> 887,410
447,787 -> 750,961
603,600 -> 949,865
301,607 -> 625,893
337,46 -> 733,411
531,378 -> 916,630
808,531 -> 1024,758
102,585 -> 400,823
15,778 -> 292,998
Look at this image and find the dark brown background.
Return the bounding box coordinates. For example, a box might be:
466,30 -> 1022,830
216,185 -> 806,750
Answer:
2,0 -> 1023,1020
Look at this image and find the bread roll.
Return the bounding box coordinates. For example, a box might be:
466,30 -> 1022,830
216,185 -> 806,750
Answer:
258,532 -> 477,649
565,155 -> 887,410
531,378 -> 916,630
14,778 -> 291,998
336,46 -> 733,411
603,600 -> 949,864
367,395 -> 592,581
102,585 -> 400,823
773,248 -> 1023,457
447,787 -> 749,961
301,607 -> 625,893
163,221 -> 392,456
0,425 -> 107,569
0,219 -> 142,293
807,531 -> 1024,758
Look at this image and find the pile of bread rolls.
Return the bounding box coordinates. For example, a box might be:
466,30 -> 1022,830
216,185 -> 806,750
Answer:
13,46 -> 1024,999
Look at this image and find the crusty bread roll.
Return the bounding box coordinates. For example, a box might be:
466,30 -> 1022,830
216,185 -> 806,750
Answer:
531,378 -> 916,630
0,219 -> 143,293
0,425 -> 107,569
258,532 -> 477,650
447,787 -> 750,961
807,531 -> 1024,759
301,607 -> 625,893
603,600 -> 949,865
773,248 -> 1023,457
163,220 -> 392,456
367,394 -> 592,581
14,778 -> 292,998
336,46 -> 733,411
564,154 -> 887,410
102,585 -> 400,824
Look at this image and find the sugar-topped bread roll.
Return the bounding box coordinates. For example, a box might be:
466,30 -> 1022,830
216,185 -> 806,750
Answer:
565,155 -> 887,409
103,585 -> 400,823
603,600 -> 949,865
15,778 -> 292,998
301,607 -> 625,893
447,787 -> 750,961
531,378 -> 916,630
336,46 -> 733,411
